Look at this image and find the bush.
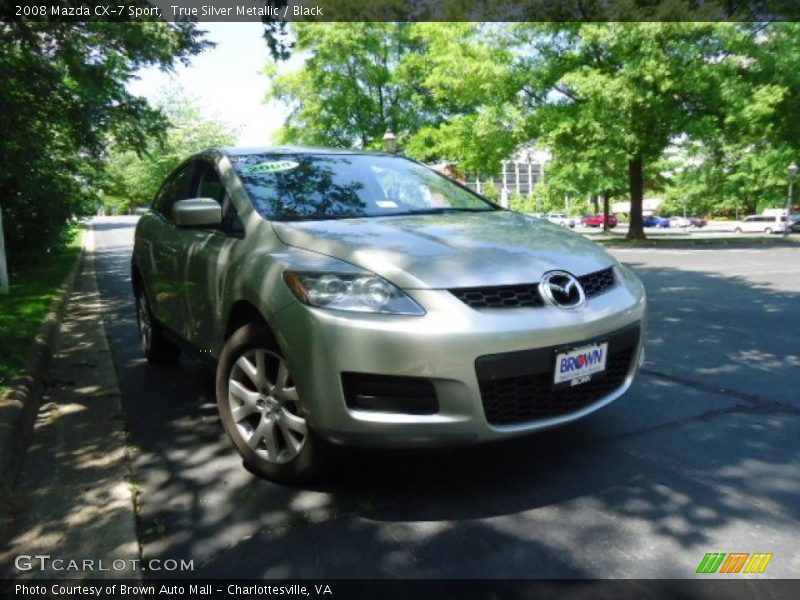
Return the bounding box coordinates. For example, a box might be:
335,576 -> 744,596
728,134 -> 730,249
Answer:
480,181 -> 501,203
509,191 -> 536,213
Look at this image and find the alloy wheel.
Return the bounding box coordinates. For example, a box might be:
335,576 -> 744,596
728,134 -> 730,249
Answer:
227,349 -> 307,464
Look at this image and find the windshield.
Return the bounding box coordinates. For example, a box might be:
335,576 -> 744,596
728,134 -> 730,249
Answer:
229,153 -> 497,221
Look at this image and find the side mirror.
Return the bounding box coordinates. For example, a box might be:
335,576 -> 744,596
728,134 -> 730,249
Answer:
172,198 -> 222,228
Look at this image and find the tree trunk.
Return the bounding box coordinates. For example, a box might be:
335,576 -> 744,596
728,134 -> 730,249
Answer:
592,195 -> 599,214
602,190 -> 611,233
627,154 -> 646,240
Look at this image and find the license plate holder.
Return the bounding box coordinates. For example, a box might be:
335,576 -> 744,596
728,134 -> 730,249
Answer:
553,342 -> 609,387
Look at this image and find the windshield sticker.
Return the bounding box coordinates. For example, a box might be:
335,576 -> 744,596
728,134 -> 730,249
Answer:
244,160 -> 299,174
376,200 -> 399,209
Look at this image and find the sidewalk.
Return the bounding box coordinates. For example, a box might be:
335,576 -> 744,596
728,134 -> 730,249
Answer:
0,227 -> 140,579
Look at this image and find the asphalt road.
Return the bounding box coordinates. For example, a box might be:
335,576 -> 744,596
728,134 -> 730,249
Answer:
92,216 -> 800,579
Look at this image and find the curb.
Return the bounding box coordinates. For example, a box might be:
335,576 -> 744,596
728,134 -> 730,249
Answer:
0,231 -> 85,493
597,237 -> 799,249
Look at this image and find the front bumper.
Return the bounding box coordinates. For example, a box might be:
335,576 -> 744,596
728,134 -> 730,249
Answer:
272,268 -> 646,447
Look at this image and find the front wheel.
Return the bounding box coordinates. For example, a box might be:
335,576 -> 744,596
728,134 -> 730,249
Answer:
216,323 -> 332,483
734,227 -> 743,234
764,227 -> 773,235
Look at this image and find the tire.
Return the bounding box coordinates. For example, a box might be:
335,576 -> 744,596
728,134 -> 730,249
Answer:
136,290 -> 181,365
216,322 -> 332,483
734,227 -> 742,234
764,227 -> 773,235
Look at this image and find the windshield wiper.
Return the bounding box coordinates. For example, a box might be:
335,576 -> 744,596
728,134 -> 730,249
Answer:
276,214 -> 366,222
381,207 -> 496,217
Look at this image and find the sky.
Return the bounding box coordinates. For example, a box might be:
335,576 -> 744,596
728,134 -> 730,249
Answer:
127,23 -> 300,146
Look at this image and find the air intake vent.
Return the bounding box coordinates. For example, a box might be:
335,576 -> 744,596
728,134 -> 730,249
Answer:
342,373 -> 438,415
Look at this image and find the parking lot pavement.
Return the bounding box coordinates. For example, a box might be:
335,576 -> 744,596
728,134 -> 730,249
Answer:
90,217 -> 799,578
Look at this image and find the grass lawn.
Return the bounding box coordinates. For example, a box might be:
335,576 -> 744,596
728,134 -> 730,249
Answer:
0,228 -> 83,394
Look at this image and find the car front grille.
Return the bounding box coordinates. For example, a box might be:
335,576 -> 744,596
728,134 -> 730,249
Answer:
449,284 -> 544,309
450,267 -> 615,309
578,267 -> 615,298
476,323 -> 639,426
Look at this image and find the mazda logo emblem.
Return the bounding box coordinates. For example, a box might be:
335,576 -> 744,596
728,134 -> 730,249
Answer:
539,271 -> 585,309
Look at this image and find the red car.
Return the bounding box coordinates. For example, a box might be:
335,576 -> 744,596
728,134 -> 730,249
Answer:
581,213 -> 618,228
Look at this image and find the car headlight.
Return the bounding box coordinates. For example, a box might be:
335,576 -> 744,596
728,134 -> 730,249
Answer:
283,271 -> 425,316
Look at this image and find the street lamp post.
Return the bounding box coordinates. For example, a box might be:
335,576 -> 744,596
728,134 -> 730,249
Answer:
786,162 -> 798,238
382,131 -> 397,154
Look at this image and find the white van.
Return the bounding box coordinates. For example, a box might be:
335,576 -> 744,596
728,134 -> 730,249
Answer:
733,214 -> 788,234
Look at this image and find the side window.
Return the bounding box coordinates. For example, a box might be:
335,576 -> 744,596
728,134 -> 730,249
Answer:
155,162 -> 196,221
152,174 -> 175,217
194,161 -> 245,237
196,165 -> 226,204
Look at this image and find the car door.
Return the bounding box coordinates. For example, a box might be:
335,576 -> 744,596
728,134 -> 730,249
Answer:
179,159 -> 245,354
147,161 -> 197,335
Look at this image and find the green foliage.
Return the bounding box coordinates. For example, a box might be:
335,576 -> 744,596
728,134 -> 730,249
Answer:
103,93 -> 238,210
0,21 -> 209,266
268,23 -> 439,149
508,191 -> 535,214
0,228 -> 82,391
267,22 -> 520,172
480,181 -> 500,203
266,21 -> 800,232
508,23 -> 743,237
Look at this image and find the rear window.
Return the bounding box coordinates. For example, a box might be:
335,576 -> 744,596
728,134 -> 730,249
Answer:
228,153 -> 495,221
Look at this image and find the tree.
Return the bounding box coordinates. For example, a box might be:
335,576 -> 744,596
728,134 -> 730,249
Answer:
508,23 -> 743,238
0,21 -> 209,266
533,101 -> 629,227
266,22 -> 514,165
264,19 -> 800,227
667,23 -> 800,217
103,92 -> 238,212
267,23 -> 436,149
399,23 -> 523,174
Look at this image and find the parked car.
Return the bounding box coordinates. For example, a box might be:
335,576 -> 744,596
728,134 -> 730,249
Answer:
643,215 -> 670,228
546,212 -> 576,228
789,214 -> 800,232
733,214 -> 788,234
660,216 -> 707,229
132,147 -> 646,482
668,216 -> 690,228
689,216 -> 707,228
581,213 -> 618,228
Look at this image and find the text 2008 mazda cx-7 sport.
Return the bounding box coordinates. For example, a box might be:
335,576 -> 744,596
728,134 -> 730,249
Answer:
132,147 -> 646,482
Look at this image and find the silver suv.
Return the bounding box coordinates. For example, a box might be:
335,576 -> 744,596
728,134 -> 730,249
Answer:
132,147 -> 647,482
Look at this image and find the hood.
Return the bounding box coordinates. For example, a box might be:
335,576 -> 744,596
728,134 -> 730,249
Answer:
272,211 -> 616,289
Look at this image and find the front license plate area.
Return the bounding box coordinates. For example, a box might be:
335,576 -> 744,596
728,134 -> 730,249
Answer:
553,342 -> 608,386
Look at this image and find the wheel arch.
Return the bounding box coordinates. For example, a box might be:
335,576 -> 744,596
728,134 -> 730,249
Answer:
224,300 -> 276,343
131,258 -> 143,296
